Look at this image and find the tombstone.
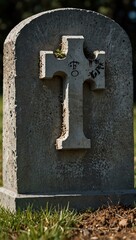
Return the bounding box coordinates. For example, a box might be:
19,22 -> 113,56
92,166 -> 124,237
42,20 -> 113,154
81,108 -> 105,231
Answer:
0,8 -> 135,211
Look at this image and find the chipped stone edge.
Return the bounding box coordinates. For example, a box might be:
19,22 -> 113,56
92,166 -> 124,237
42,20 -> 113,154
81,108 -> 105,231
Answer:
4,8 -> 127,45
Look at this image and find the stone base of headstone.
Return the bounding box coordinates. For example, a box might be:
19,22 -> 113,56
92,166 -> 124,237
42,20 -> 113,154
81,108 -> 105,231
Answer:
0,187 -> 136,212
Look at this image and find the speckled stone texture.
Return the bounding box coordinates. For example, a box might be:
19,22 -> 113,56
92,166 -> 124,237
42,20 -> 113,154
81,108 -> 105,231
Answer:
0,8 -> 135,211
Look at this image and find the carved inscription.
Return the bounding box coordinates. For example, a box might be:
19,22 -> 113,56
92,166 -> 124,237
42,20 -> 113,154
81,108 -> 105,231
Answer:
68,61 -> 79,77
88,59 -> 104,79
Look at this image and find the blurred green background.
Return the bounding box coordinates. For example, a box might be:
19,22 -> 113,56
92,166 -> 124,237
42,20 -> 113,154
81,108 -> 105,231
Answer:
1,0 -> 136,99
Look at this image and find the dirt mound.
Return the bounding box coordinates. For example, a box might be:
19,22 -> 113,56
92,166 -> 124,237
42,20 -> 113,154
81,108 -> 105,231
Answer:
71,205 -> 136,239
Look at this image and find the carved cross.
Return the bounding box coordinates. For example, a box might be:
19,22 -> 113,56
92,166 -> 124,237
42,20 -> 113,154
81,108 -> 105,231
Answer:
40,36 -> 105,150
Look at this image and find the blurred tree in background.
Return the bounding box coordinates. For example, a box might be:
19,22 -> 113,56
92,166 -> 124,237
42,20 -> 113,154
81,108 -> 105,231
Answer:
0,0 -> 136,99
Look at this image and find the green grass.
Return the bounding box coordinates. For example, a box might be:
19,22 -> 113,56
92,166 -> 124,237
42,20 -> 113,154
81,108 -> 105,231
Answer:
0,205 -> 78,239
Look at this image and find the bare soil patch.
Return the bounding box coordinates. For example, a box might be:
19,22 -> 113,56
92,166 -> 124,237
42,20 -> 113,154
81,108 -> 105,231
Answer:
71,205 -> 136,239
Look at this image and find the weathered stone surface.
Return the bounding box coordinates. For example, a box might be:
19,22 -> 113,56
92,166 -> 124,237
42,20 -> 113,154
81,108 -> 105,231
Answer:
0,8 -> 134,211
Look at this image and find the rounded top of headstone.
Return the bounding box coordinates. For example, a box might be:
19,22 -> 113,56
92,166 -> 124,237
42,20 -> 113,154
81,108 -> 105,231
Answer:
5,8 -> 131,49
4,8 -> 132,79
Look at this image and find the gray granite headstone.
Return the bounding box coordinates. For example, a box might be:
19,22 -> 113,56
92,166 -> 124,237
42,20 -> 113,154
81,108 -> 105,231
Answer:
0,8 -> 135,211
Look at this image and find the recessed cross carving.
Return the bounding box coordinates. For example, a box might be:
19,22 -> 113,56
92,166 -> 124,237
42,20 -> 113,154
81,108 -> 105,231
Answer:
40,36 -> 105,150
